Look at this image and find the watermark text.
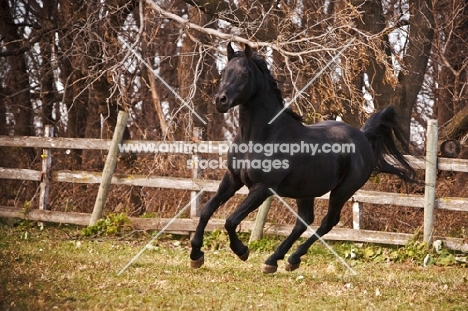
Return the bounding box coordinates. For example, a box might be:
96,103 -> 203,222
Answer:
118,141 -> 355,156
119,141 -> 355,172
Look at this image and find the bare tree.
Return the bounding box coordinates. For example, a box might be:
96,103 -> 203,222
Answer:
3,0 -> 468,207
0,0 -> 36,167
434,0 -> 468,141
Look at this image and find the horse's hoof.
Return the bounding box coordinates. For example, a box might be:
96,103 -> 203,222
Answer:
285,262 -> 300,272
262,264 -> 278,274
190,255 -> 205,269
238,249 -> 249,262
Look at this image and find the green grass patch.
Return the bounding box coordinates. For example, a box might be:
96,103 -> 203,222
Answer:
0,220 -> 467,310
81,213 -> 133,237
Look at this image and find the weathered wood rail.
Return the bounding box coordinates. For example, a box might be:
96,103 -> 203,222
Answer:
2,168 -> 467,212
1,123 -> 468,251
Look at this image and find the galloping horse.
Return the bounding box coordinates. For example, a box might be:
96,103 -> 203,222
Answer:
190,43 -> 415,273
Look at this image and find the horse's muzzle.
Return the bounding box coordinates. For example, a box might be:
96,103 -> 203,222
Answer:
214,93 -> 231,113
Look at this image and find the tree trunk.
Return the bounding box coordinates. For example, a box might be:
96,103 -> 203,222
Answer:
350,0 -> 434,141
435,0 -> 468,137
177,5 -> 227,140
395,0 -> 434,140
39,0 -> 58,130
439,104 -> 468,140
0,0 -> 34,168
147,2 -> 184,139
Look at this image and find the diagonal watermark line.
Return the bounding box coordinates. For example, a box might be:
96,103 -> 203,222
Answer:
268,188 -> 357,275
118,37 -> 207,125
117,188 -> 206,276
268,38 -> 356,125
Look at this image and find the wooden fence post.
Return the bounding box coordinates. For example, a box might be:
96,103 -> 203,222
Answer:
249,196 -> 273,243
39,125 -> 53,211
190,127 -> 203,219
89,111 -> 129,226
424,119 -> 438,244
352,201 -> 362,230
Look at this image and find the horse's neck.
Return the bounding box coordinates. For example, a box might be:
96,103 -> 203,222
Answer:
238,97 -> 282,142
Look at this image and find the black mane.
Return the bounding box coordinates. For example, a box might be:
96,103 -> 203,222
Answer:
232,51 -> 303,122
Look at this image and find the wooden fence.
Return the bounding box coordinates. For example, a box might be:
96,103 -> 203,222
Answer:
1,117 -> 468,252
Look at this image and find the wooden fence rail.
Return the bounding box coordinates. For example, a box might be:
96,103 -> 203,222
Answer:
1,121 -> 468,252
0,205 -> 466,252
2,168 -> 468,212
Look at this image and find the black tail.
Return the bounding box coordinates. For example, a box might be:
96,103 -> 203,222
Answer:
361,106 -> 416,183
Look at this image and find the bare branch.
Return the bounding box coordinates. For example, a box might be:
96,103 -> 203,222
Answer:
144,0 -> 352,58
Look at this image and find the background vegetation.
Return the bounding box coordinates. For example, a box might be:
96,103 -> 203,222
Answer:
1,1 -> 468,236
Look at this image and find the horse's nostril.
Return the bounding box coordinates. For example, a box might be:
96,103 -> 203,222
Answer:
219,95 -> 227,104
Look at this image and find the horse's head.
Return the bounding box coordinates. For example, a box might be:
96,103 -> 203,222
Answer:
214,43 -> 257,113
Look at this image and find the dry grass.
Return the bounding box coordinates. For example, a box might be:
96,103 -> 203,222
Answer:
1,220 -> 467,311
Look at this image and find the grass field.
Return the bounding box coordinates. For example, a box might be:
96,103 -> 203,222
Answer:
0,220 -> 467,310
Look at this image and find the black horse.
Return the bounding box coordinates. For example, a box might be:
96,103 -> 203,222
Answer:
190,43 -> 415,273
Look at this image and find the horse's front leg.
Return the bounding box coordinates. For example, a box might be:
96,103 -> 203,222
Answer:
190,171 -> 242,268
224,184 -> 270,261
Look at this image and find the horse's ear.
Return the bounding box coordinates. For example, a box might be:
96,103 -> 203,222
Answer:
244,44 -> 253,61
227,42 -> 235,61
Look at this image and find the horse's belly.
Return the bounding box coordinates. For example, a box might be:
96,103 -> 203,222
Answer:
276,175 -> 337,198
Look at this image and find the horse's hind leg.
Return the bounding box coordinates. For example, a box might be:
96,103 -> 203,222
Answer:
263,198 -> 314,274
286,193 -> 350,271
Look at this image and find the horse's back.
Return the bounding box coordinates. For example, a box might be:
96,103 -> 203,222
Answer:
305,120 -> 368,146
306,120 -> 375,178
266,120 -> 375,198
